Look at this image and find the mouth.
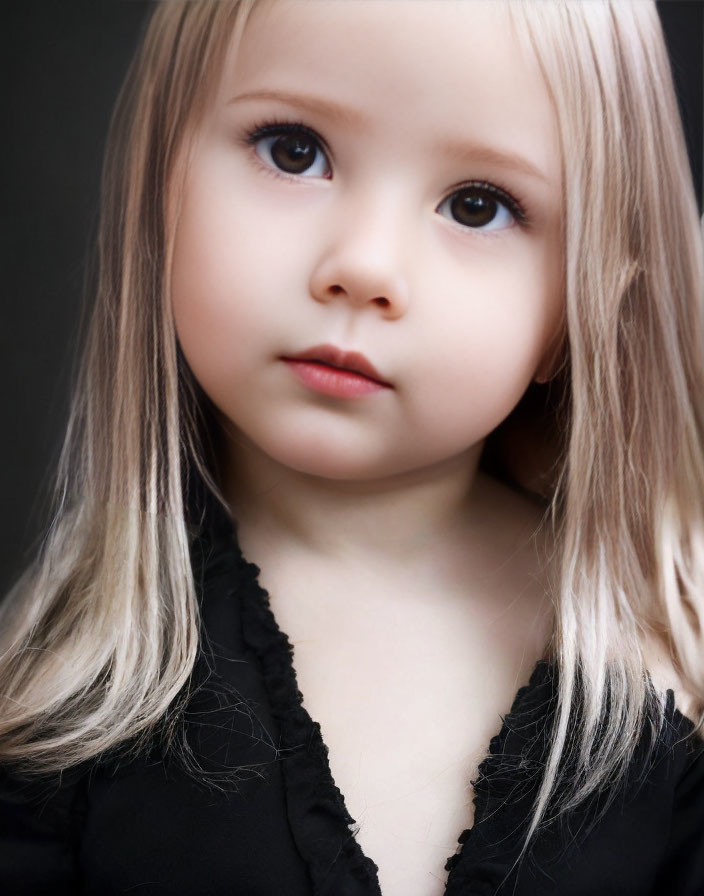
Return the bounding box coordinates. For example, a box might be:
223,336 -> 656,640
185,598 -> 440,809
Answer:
282,343 -> 392,386
281,358 -> 390,398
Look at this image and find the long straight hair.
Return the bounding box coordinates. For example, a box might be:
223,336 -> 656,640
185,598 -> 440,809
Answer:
1,0 -> 702,866
504,0 -> 704,859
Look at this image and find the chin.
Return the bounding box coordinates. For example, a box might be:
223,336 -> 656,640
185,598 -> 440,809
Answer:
270,447 -> 395,481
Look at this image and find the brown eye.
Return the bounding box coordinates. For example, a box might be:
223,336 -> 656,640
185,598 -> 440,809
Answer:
437,184 -> 519,233
251,126 -> 331,178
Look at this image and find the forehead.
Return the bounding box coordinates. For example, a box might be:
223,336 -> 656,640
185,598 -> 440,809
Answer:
218,0 -> 559,189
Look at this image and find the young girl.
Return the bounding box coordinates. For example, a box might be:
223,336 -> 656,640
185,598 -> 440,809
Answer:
1,1 -> 703,893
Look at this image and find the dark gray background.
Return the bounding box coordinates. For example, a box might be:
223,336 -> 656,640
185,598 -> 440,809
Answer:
2,1 -> 702,594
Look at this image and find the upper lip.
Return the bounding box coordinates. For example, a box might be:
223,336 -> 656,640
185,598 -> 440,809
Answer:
283,343 -> 391,386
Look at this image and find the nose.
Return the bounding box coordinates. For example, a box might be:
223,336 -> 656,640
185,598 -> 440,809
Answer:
308,192 -> 412,319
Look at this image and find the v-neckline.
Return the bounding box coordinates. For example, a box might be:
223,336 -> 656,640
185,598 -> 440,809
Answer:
229,528 -> 556,895
189,494 -> 699,895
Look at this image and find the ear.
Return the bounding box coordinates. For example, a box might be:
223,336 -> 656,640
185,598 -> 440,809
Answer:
533,354 -> 556,385
533,332 -> 567,385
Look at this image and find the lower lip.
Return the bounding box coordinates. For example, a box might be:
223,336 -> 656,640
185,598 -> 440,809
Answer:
282,359 -> 390,398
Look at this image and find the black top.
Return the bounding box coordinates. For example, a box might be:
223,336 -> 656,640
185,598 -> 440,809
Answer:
1,503 -> 703,895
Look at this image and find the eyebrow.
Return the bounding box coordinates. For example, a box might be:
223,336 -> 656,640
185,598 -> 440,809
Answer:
228,88 -> 550,186
229,88 -> 369,126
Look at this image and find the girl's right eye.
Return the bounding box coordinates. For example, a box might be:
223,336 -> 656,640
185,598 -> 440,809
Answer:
243,121 -> 332,179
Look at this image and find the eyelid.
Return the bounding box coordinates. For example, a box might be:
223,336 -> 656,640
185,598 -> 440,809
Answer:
443,179 -> 529,228
238,117 -> 532,230
241,118 -> 334,176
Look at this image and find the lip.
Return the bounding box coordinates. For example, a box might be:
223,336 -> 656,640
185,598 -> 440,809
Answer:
281,343 -> 392,386
282,360 -> 389,398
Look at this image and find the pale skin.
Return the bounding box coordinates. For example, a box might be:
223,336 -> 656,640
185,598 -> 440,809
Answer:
167,1 -> 673,893
172,0 -> 565,558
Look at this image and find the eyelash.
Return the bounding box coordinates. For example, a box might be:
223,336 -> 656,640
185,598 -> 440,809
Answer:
237,117 -> 532,232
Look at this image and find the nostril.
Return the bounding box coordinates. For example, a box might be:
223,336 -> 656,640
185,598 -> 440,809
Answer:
329,285 -> 345,295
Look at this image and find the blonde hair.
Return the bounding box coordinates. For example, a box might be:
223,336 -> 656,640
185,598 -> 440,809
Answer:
1,0 -> 702,872
503,0 -> 704,864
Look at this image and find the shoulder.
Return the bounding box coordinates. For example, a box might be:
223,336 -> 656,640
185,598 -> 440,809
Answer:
0,762 -> 94,891
642,633 -> 701,726
0,762 -> 85,864
0,759 -> 88,818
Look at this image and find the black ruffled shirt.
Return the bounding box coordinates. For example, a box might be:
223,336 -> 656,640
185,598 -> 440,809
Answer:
1,504 -> 703,895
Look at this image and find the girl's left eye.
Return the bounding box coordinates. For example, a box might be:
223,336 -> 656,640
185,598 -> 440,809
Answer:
435,183 -> 526,233
241,120 -> 529,233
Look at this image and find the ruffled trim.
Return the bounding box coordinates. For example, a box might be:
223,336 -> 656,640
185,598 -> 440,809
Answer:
443,659 -> 557,893
230,538 -> 382,895
193,509 -> 560,895
191,501 -> 702,895
442,663 -> 700,894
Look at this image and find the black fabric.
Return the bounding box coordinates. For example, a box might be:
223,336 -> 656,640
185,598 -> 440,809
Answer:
1,501 -> 703,895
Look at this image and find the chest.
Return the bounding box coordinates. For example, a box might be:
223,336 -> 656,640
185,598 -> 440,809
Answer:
264,578 -> 551,896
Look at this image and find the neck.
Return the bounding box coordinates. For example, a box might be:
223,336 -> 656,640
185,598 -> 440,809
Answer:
220,424 -> 487,569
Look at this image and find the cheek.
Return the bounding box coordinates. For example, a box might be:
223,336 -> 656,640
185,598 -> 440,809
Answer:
406,253 -> 562,436
170,202 -> 239,397
169,163 -> 290,396
171,142 -> 310,307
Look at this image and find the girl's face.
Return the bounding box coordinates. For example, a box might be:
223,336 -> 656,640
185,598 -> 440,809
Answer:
171,0 -> 564,483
